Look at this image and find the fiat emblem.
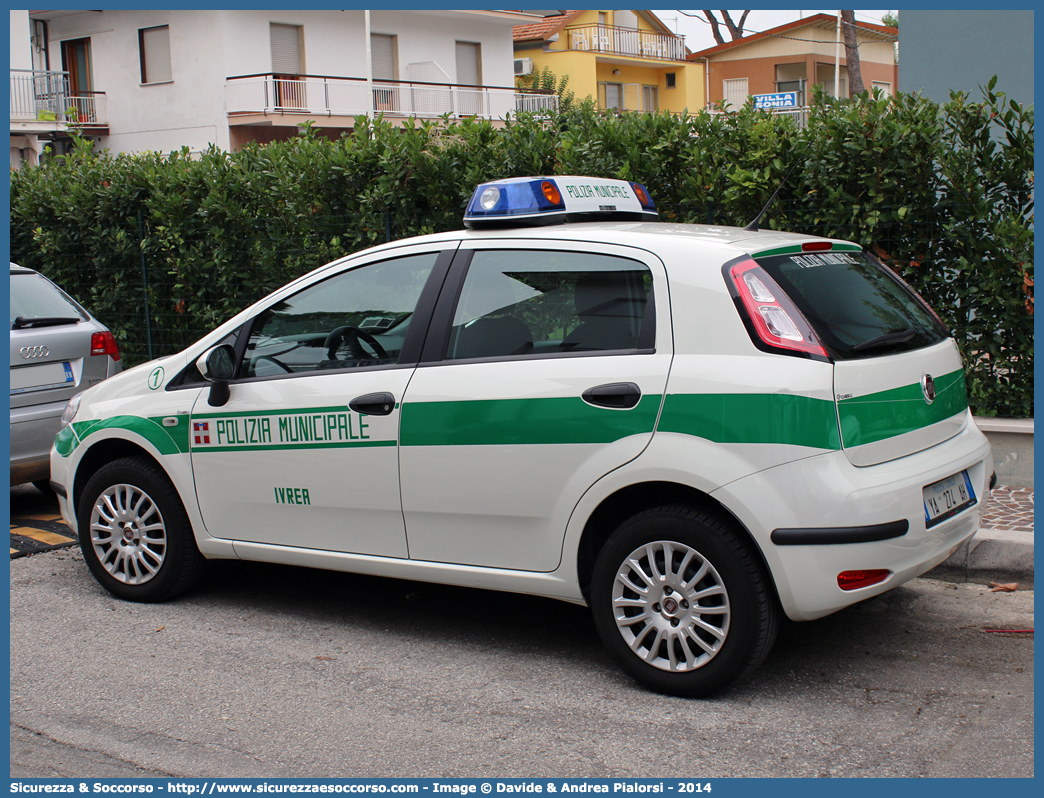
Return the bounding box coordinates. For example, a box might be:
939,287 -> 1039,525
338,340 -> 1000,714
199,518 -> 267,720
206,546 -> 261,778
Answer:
662,597 -> 679,614
921,374 -> 936,405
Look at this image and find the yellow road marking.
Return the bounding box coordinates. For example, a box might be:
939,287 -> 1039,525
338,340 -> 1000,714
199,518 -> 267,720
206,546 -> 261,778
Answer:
29,513 -> 63,522
10,527 -> 76,546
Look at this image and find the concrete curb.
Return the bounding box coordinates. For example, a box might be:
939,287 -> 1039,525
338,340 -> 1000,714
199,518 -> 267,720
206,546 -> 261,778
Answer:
927,526 -> 1035,587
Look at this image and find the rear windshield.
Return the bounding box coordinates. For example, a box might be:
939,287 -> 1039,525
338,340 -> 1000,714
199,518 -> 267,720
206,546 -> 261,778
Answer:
753,250 -> 949,360
10,272 -> 88,328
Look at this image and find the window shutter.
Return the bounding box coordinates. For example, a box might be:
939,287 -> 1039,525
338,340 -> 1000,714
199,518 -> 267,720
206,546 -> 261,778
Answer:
371,34 -> 395,81
723,78 -> 749,110
141,26 -> 171,83
270,23 -> 301,75
455,41 -> 480,86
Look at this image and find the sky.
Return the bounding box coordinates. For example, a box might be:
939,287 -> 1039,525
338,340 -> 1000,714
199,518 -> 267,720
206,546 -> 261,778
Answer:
650,10 -> 894,54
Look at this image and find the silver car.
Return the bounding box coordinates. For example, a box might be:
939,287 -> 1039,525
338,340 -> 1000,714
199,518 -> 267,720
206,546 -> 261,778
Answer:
10,263 -> 122,490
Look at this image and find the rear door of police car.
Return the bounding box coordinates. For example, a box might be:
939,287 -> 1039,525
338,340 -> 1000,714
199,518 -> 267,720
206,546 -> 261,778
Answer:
397,237 -> 673,572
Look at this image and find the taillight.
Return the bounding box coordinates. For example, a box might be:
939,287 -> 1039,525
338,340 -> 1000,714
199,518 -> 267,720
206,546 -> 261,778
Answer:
729,260 -> 829,359
91,331 -> 121,362
837,570 -> 891,591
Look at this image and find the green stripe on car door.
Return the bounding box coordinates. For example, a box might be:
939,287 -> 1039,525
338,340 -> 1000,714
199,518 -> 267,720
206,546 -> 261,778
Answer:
657,393 -> 842,450
399,394 -> 663,446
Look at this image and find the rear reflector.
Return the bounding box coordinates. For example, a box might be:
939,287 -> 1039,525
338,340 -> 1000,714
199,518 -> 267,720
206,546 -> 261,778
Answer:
837,570 -> 891,591
91,331 -> 121,361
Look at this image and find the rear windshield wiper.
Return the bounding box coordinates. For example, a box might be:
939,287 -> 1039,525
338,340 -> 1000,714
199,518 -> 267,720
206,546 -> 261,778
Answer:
851,328 -> 916,353
12,315 -> 82,329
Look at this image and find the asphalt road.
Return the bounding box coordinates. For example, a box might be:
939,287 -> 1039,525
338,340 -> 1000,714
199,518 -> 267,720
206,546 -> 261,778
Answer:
10,533 -> 1033,779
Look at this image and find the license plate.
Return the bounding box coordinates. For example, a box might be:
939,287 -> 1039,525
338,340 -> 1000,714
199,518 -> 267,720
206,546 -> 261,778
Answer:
923,470 -> 976,528
10,361 -> 75,394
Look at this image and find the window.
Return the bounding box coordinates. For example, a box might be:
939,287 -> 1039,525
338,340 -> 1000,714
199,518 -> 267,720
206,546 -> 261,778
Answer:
455,41 -> 481,86
776,79 -> 805,107
603,82 -> 622,110
371,33 -> 397,111
871,81 -> 893,97
665,72 -> 676,89
723,77 -> 748,110
455,41 -> 482,116
642,85 -> 658,112
753,251 -> 947,360
446,250 -> 652,360
139,25 -> 172,84
242,253 -> 439,379
270,23 -> 304,108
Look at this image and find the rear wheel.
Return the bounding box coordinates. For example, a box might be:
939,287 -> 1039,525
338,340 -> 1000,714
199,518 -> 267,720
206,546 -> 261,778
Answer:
591,505 -> 778,697
77,457 -> 205,602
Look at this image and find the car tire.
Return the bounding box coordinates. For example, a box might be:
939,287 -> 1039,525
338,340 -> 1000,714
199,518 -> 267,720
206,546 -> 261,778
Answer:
591,505 -> 779,697
77,457 -> 205,602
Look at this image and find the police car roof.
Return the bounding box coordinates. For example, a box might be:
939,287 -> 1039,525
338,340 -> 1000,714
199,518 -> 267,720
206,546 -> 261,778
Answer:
386,221 -> 855,259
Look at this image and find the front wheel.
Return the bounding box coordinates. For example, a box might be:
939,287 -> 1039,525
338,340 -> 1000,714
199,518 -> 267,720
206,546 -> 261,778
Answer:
591,505 -> 779,697
77,457 -> 206,602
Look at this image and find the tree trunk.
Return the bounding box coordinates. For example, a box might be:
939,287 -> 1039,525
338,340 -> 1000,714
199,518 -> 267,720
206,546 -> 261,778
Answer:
721,10 -> 750,41
841,10 -> 865,96
703,10 -> 750,45
703,10 -> 725,45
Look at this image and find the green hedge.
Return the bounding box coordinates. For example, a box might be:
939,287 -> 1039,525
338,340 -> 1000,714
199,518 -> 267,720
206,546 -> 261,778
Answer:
9,81 -> 1033,417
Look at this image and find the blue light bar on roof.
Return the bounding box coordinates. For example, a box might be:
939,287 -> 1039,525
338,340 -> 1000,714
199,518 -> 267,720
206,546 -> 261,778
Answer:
463,176 -> 657,228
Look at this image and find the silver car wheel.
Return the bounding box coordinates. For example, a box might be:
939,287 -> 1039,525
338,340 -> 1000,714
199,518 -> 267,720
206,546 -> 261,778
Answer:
90,483 -> 167,585
611,540 -> 731,672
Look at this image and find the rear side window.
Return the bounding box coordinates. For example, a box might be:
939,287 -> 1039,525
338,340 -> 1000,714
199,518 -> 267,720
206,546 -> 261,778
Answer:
752,250 -> 949,360
447,250 -> 652,360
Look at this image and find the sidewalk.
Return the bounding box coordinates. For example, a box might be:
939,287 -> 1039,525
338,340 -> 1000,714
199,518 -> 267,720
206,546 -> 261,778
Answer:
932,485 -> 1035,586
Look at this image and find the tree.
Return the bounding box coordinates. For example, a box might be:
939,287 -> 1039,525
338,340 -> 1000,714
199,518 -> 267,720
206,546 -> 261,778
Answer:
841,10 -> 865,96
882,11 -> 898,29
702,10 -> 750,46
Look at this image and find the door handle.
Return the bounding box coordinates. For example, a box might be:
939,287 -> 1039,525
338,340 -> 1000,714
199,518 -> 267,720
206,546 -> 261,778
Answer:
581,382 -> 641,409
349,392 -> 396,416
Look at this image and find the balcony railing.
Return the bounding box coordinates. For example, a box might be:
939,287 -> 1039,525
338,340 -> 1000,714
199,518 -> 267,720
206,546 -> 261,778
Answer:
565,25 -> 687,61
227,74 -> 558,121
10,69 -> 106,126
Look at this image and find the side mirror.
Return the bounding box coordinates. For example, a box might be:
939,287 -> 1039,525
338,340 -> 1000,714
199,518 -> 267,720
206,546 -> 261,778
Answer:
196,344 -> 236,407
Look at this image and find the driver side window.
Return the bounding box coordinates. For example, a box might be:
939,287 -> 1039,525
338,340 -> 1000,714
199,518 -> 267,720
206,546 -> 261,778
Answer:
242,253 -> 439,378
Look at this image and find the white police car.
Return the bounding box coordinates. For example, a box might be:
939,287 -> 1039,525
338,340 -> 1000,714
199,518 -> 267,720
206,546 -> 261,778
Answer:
51,176 -> 993,696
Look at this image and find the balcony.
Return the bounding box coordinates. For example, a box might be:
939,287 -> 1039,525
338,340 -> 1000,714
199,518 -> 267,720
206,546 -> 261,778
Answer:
10,69 -> 107,133
226,74 -> 558,124
565,25 -> 687,61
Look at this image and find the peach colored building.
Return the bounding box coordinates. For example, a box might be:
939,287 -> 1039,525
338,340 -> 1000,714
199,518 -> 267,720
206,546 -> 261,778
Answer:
688,14 -> 898,111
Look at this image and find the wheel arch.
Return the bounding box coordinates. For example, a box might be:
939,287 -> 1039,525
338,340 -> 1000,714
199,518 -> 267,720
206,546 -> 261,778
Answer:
575,481 -> 778,606
72,439 -> 166,516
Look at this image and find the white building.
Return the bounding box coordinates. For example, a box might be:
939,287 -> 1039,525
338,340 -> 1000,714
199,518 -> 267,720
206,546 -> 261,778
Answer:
10,9 -> 554,167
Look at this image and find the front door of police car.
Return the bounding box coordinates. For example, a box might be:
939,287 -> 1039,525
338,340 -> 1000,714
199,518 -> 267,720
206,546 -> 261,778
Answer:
190,250 -> 442,557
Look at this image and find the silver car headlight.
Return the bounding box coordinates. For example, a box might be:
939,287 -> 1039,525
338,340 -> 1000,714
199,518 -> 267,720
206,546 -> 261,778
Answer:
60,391 -> 84,428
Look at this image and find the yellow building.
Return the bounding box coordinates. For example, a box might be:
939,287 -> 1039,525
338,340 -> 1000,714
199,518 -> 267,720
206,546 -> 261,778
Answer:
513,10 -> 703,114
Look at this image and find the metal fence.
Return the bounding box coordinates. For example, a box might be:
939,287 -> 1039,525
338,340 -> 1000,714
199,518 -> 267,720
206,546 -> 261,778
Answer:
10,68 -> 107,124
226,74 -> 558,120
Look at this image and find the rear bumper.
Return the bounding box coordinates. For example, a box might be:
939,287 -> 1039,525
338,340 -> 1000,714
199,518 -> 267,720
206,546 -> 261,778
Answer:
10,400 -> 65,485
713,413 -> 993,621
